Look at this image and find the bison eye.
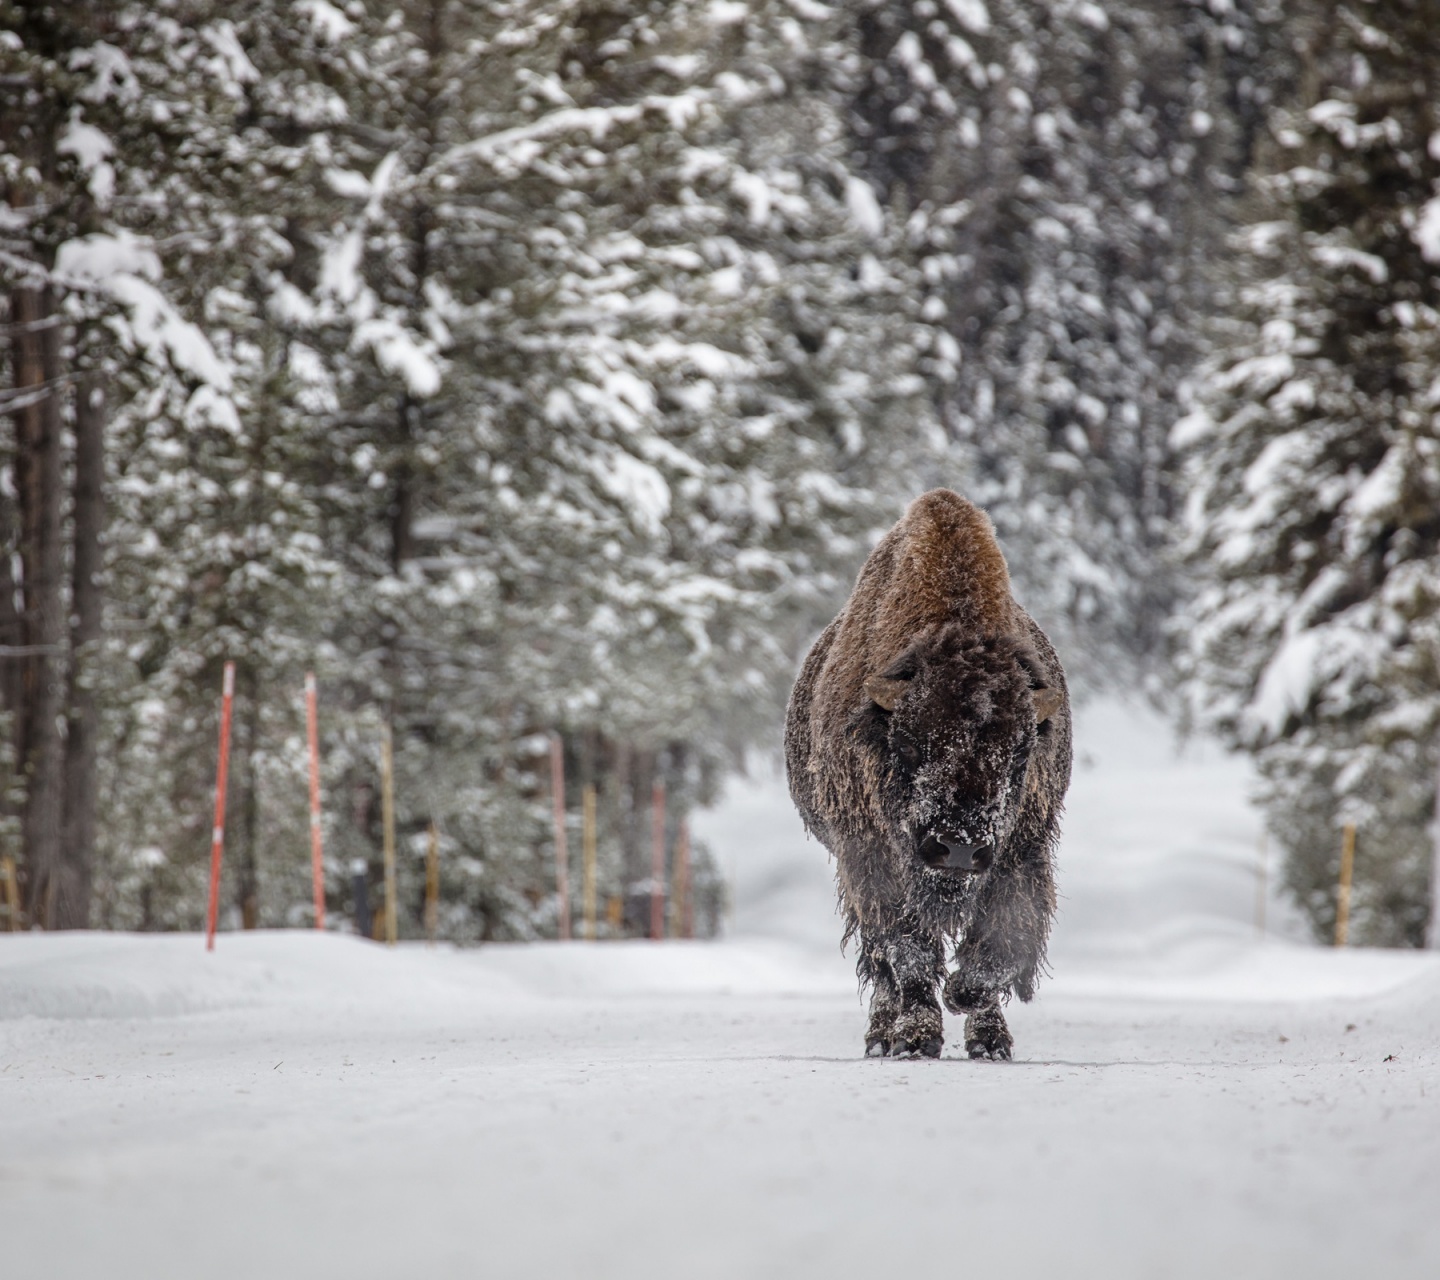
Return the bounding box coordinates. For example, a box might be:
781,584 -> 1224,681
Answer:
895,736 -> 921,768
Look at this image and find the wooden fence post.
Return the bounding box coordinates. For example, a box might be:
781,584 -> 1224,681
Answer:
650,779 -> 666,941
352,859 -> 371,940
549,734 -> 571,940
205,661 -> 235,951
1335,823 -> 1357,947
582,783 -> 597,941
1,856 -> 20,931
425,820 -> 439,943
672,818 -> 691,940
381,724 -> 397,945
305,674 -> 325,930
1428,755 -> 1440,950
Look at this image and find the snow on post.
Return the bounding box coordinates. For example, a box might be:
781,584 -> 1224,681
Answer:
1335,824 -> 1357,948
582,783 -> 598,942
205,662 -> 235,952
305,674 -> 325,931
549,735 -> 571,941
380,725 -> 397,946
650,780 -> 667,941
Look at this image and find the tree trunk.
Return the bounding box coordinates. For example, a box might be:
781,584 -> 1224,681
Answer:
12,284 -> 66,927
612,742 -> 633,887
0,301 -> 27,919
58,370 -> 105,928
391,395 -> 416,573
235,663 -> 261,929
0,454 -> 24,882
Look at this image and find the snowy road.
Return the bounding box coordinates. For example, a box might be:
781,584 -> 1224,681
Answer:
4,701 -> 1440,1279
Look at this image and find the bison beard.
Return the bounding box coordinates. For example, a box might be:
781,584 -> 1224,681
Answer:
784,489 -> 1072,1060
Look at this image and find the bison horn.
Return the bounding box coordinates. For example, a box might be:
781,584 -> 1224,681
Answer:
1033,686 -> 1062,724
863,674 -> 910,711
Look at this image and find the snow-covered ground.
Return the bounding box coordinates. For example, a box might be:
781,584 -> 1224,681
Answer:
3,700 -> 1438,1278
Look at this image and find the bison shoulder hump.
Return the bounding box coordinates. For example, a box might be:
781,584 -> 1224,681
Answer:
888,489 -> 1014,637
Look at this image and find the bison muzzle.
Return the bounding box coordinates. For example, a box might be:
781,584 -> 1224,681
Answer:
784,489 -> 1072,1060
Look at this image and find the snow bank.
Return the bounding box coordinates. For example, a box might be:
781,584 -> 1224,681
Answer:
0,930 -> 521,1021
461,937 -> 850,998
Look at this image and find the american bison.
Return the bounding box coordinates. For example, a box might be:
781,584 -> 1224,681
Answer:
784,489 -> 1071,1059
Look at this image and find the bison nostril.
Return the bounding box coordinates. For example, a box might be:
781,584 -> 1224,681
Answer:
918,833 -> 950,867
934,834 -> 993,872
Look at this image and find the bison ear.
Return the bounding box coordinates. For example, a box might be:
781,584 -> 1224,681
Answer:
1033,686 -> 1063,724
863,674 -> 910,711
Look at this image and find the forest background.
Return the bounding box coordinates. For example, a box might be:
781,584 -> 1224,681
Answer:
2,0 -> 1436,948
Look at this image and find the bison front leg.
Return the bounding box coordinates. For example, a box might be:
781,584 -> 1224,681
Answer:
857,940 -> 900,1057
943,834 -> 1056,1060
880,923 -> 945,1059
941,981 -> 1013,1061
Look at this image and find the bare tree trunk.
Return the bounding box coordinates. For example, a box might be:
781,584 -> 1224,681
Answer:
612,741 -> 632,885
58,370 -> 104,927
0,451 -> 25,891
389,0 -> 438,576
12,284 -> 66,927
0,296 -> 24,727
391,396 -> 416,573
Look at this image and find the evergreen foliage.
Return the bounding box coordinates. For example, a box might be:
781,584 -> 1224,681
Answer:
842,0 -> 1256,670
4,0 -> 1438,947
1178,0 -> 1440,946
3,0 -> 938,939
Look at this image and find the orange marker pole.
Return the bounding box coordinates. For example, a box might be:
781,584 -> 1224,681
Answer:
650,778 -> 666,941
305,674 -> 325,930
549,734 -> 571,940
205,661 -> 236,951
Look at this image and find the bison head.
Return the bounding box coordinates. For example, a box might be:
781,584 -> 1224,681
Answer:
855,626 -> 1060,876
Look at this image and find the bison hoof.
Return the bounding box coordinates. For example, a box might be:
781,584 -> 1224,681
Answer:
892,1007 -> 943,1056
963,1005 -> 1013,1061
865,1037 -> 891,1058
966,1039 -> 1011,1061
891,1037 -> 943,1059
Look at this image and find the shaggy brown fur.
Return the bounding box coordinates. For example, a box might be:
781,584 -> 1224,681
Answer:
785,489 -> 1072,1059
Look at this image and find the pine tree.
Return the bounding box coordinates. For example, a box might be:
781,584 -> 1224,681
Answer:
1,0 -> 137,924
276,0 -> 941,937
18,0 -> 1301,941
8,2 -> 363,930
1179,0 -> 1440,946
842,0 -> 1258,671
2,1 -> 943,939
